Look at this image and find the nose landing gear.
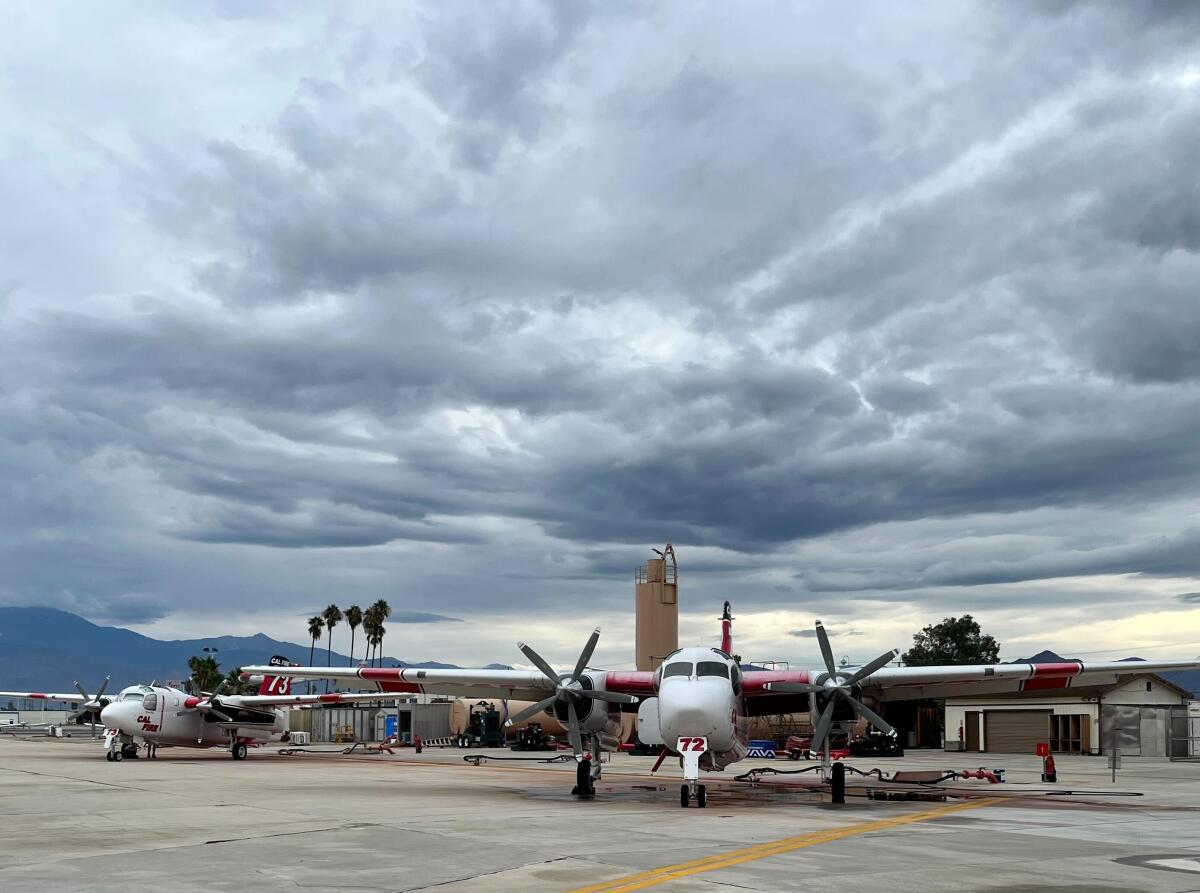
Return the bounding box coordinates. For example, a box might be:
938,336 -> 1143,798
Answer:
680,783 -> 707,808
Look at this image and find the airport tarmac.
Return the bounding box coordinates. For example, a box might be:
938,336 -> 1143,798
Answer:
1,736 -> 1199,892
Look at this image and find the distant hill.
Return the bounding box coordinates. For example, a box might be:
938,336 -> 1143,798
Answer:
1011,649 -> 1197,697
0,607 -> 495,697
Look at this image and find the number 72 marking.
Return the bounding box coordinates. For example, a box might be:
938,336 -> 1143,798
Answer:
677,736 -> 707,752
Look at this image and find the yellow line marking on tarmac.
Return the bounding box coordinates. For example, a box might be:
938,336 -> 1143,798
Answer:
568,797 -> 1002,893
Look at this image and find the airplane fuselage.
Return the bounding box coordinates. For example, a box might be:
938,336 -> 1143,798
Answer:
100,685 -> 285,750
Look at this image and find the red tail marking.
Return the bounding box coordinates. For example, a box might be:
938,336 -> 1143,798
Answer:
720,601 -> 733,654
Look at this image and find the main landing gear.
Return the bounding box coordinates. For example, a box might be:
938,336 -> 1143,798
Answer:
231,741 -> 248,761
571,739 -> 603,798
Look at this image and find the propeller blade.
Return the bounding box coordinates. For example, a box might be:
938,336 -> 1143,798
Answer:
811,698 -> 837,751
505,695 -> 560,727
572,628 -> 601,682
518,642 -> 562,688
565,699 -> 584,760
577,689 -> 638,704
815,621 -> 837,677
763,682 -> 822,694
74,682 -> 91,702
847,697 -> 895,736
90,717 -> 97,739
846,649 -> 899,686
95,677 -> 110,700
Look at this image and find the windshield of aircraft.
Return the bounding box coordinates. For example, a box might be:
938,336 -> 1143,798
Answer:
121,692 -> 142,701
662,662 -> 693,678
696,661 -> 729,678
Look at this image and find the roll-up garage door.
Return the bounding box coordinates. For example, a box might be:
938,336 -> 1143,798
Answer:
984,710 -> 1050,753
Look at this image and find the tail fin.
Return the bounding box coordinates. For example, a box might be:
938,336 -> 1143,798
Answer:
720,601 -> 733,654
259,655 -> 295,696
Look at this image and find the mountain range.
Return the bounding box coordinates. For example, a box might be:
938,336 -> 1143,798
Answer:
1,608 -> 1194,703
0,607 -> 500,698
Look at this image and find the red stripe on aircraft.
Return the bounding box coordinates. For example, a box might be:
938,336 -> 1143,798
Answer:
357,670 -> 423,694
318,694 -> 342,703
1021,661 -> 1083,691
29,694 -> 47,699
604,671 -> 656,696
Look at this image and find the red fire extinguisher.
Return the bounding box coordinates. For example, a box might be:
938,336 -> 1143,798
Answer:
1042,753 -> 1056,783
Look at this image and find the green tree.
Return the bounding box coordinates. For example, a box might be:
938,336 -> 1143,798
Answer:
322,604 -> 343,693
307,615 -> 324,695
902,615 -> 1000,666
363,605 -> 380,666
345,605 -> 363,666
186,655 -> 222,695
370,599 -> 391,667
224,666 -> 255,695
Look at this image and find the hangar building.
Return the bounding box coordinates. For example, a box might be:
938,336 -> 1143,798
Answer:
944,671 -> 1194,756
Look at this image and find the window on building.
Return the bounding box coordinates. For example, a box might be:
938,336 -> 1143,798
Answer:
1049,714 -> 1083,753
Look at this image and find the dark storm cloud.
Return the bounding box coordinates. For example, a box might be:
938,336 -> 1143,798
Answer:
2,1 -> 1200,651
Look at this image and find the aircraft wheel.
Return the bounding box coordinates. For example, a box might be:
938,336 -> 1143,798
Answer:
105,751 -> 114,762
232,742 -> 248,761
121,743 -> 138,759
680,785 -> 690,808
696,785 -> 707,809
112,751 -> 123,762
573,760 -> 594,797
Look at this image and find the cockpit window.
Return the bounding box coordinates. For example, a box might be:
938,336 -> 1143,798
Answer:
663,662 -> 693,678
696,661 -> 729,678
122,692 -> 142,701
142,693 -> 158,711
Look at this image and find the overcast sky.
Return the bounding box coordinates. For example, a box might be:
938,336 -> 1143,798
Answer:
2,2 -> 1200,670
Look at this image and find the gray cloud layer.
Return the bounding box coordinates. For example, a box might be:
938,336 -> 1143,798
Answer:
2,3 -> 1199,658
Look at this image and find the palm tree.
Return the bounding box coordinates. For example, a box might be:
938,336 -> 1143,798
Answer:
370,599 -> 391,666
363,604 -> 380,666
345,605 -> 363,666
186,655 -> 222,695
307,615 -> 324,695
322,604 -> 343,693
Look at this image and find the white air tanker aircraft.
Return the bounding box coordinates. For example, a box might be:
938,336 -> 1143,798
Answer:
246,605 -> 1200,808
3,657 -> 414,761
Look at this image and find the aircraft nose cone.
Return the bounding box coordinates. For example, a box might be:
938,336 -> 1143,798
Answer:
100,701 -> 134,731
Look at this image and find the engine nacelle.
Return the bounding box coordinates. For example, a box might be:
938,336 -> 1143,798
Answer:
551,671 -> 621,747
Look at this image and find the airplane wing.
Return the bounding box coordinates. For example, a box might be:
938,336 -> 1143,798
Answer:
226,692 -> 456,708
860,657 -> 1200,699
749,657 -> 1200,704
241,666 -> 559,702
0,691 -> 87,704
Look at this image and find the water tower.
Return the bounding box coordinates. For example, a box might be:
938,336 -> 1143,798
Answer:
635,543 -> 679,671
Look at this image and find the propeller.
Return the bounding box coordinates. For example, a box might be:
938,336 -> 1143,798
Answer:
506,628 -> 639,762
178,681 -> 233,721
73,677 -> 111,739
765,620 -> 898,754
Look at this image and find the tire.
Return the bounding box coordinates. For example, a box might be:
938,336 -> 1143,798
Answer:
113,751 -> 123,762
680,785 -> 690,808
696,785 -> 707,808
232,742 -> 248,761
574,760 -> 593,796
105,751 -> 113,762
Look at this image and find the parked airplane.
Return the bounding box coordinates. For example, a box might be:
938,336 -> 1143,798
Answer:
244,609 -> 1200,808
4,657 -> 412,761
0,677 -> 113,736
